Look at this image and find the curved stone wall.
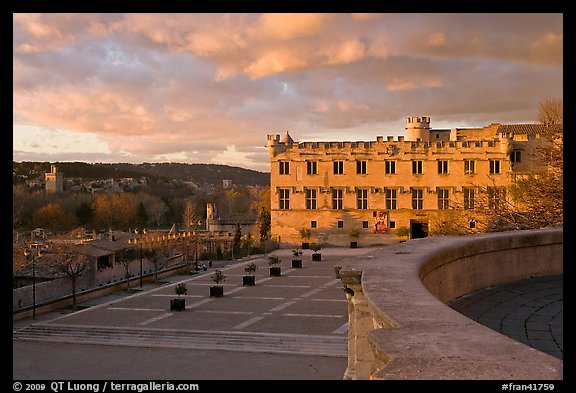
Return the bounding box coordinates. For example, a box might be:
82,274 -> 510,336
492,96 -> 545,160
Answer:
335,228 -> 563,380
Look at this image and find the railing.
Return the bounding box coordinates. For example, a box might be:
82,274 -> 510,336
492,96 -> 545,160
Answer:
335,228 -> 563,380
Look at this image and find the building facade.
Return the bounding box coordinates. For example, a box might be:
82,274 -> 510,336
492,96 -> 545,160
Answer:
45,164 -> 63,193
267,116 -> 547,247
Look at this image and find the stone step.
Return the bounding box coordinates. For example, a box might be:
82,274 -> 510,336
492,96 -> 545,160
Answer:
13,324 -> 348,358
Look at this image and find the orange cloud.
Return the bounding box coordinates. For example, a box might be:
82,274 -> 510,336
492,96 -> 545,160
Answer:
321,39 -> 367,65
244,50 -> 308,79
257,13 -> 329,40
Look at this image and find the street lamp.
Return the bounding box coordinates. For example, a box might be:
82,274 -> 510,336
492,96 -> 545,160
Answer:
134,229 -> 147,287
23,244 -> 43,319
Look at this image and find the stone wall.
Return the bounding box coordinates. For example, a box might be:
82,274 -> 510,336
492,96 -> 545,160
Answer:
335,228 -> 563,380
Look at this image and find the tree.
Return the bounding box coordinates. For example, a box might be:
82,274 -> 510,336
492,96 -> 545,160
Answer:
75,202 -> 94,226
183,198 -> 202,231
510,98 -> 563,228
116,247 -> 138,289
46,242 -> 88,310
31,203 -> 76,233
136,202 -> 148,226
251,187 -> 271,242
232,223 -> 242,259
258,207 -> 271,243
143,244 -> 169,283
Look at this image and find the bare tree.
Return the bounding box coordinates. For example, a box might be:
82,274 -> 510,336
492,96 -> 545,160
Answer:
46,242 -> 88,310
511,98 -> 563,228
430,99 -> 563,235
183,198 -> 202,231
116,247 -> 138,290
143,244 -> 169,283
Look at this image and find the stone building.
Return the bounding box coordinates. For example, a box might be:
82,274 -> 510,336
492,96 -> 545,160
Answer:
206,203 -> 257,235
266,116 -> 549,247
45,164 -> 63,193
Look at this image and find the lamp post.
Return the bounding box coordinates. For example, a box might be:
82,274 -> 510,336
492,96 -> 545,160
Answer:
23,244 -> 43,320
134,229 -> 147,288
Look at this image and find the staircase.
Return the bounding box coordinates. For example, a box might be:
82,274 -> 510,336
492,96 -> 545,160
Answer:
13,323 -> 347,358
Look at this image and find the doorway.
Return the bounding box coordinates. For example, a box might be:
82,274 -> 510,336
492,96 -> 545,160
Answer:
410,220 -> 428,239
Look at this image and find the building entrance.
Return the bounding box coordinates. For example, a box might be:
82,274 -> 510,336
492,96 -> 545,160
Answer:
410,220 -> 428,239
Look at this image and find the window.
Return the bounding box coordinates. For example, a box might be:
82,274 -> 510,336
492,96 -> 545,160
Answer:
488,187 -> 504,210
510,151 -> 522,163
437,160 -> 449,174
469,221 -> 476,229
333,161 -> 344,175
362,221 -> 369,228
306,161 -> 318,175
437,188 -> 450,210
463,188 -> 475,210
278,188 -> 290,209
385,160 -> 396,175
356,189 -> 368,209
337,220 -> 344,229
305,188 -> 317,210
412,160 -> 423,174
311,221 -> 317,228
385,188 -> 397,210
279,161 -> 290,175
464,160 -> 476,174
412,188 -> 423,210
389,221 -> 396,229
331,188 -> 343,209
489,159 -> 501,174
356,160 -> 367,175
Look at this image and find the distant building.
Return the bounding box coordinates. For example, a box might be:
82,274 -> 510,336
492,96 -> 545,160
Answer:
222,179 -> 233,188
45,164 -> 63,193
206,203 -> 257,235
267,116 -> 552,246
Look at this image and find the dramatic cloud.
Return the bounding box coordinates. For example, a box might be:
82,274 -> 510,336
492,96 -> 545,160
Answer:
13,13 -> 563,171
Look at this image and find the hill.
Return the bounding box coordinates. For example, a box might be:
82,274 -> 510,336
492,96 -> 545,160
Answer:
13,161 -> 270,187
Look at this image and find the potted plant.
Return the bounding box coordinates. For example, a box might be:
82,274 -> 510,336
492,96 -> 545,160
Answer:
170,283 -> 187,311
311,243 -> 322,261
298,228 -> 312,249
210,269 -> 226,297
243,262 -> 258,286
268,255 -> 282,276
348,228 -> 360,248
291,249 -> 303,268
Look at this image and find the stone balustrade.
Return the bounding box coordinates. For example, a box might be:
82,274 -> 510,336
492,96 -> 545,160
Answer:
335,228 -> 563,380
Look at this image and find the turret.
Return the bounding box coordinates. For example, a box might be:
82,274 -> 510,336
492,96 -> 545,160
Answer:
266,133 -> 290,157
207,203 -> 217,220
405,116 -> 431,142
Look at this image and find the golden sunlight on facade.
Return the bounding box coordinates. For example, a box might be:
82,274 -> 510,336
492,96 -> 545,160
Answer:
267,116 -> 548,247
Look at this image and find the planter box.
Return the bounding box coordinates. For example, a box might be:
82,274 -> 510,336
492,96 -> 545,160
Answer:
243,276 -> 256,286
170,298 -> 186,311
312,253 -> 322,261
269,267 -> 282,276
292,259 -> 303,268
210,286 -> 224,297
350,241 -> 358,248
301,242 -> 310,250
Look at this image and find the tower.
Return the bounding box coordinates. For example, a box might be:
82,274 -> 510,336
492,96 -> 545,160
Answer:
404,116 -> 431,142
266,132 -> 294,158
45,164 -> 63,193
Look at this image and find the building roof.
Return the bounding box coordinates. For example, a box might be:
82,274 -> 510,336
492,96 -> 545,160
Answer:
281,131 -> 294,144
497,123 -> 562,136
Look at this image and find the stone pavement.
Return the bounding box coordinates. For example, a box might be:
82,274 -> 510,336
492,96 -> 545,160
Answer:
13,247 -> 563,380
13,248 -> 373,381
449,274 -> 563,360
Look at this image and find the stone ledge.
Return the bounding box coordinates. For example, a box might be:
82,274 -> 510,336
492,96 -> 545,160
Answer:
335,228 -> 563,380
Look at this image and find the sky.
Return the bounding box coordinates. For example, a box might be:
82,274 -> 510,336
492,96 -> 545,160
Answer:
13,13 -> 563,172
